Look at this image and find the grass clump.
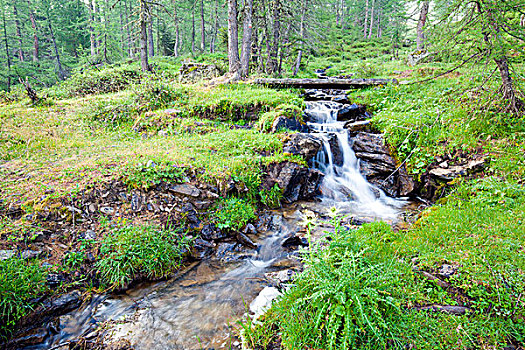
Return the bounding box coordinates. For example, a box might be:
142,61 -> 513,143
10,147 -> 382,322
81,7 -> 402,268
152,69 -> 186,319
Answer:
95,223 -> 191,289
0,257 -> 47,336
213,197 -> 256,232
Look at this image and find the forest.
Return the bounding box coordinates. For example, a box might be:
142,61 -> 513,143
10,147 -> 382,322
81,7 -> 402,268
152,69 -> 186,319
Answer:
0,0 -> 524,349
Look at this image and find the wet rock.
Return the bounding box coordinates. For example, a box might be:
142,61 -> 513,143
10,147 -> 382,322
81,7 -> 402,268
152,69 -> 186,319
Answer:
281,235 -> 309,248
169,184 -> 201,198
182,203 -> 200,226
283,133 -> 322,162
337,103 -> 367,121
262,162 -> 324,203
303,89 -> 330,100
271,116 -> 308,133
326,133 -> 343,166
201,224 -> 227,241
236,232 -> 257,249
0,249 -> 15,260
331,95 -> 350,104
244,223 -> 257,235
21,250 -> 42,260
131,193 -> 142,211
193,239 -> 215,259
344,120 -> 371,132
41,290 -> 82,315
46,273 -> 65,287
352,132 -> 415,197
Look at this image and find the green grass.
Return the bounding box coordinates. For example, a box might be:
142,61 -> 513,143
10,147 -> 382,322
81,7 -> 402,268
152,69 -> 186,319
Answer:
96,222 -> 191,289
0,257 -> 47,337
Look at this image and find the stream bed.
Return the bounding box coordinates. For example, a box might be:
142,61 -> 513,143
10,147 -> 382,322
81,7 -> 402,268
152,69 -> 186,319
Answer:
25,100 -> 409,350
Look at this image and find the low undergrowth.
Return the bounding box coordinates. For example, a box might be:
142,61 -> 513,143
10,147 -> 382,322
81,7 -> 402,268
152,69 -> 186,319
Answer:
96,222 -> 191,290
0,257 -> 47,338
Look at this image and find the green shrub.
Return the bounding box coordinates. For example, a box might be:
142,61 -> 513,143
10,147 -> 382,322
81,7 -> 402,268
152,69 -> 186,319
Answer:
0,258 -> 47,335
133,77 -> 190,112
96,224 -> 190,289
213,197 -> 256,231
246,217 -> 408,350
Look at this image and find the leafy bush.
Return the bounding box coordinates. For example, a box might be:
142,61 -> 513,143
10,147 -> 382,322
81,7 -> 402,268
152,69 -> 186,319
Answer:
123,160 -> 188,190
213,197 -> 256,231
95,224 -> 190,289
259,184 -> 283,209
0,258 -> 47,335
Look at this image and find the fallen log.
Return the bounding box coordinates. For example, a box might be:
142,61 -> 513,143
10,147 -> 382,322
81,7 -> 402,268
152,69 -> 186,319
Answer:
414,305 -> 471,315
252,78 -> 397,89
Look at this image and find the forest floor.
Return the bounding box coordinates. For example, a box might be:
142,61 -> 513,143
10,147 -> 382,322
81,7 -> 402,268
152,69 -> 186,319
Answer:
0,47 -> 524,349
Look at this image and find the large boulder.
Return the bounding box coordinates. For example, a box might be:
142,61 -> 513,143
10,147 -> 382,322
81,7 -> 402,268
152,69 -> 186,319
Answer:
351,132 -> 415,197
262,162 -> 324,203
271,116 -> 308,133
179,62 -> 221,83
283,133 -> 322,163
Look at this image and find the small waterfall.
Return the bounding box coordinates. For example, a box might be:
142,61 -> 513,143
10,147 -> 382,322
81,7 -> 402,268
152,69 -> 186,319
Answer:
306,101 -> 404,220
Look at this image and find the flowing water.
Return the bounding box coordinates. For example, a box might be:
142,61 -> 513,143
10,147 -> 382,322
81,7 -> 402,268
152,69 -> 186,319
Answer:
25,101 -> 406,350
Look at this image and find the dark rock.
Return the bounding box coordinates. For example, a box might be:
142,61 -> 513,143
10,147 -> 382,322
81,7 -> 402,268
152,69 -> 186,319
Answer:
281,235 -> 309,248
131,193 -> 142,211
326,133 -> 343,166
331,95 -> 350,104
344,120 -> 371,132
169,184 -> 201,198
271,116 -> 308,133
351,132 -> 415,197
263,162 -> 324,203
45,290 -> 82,315
337,104 -> 367,121
192,239 -> 215,260
283,133 -> 322,162
236,232 -> 257,249
182,203 -> 199,226
46,273 -> 65,287
201,224 -> 227,241
194,200 -> 213,210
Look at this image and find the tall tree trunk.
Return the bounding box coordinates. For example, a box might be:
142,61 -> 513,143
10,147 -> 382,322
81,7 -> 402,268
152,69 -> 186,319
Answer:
45,7 -> 65,79
367,0 -> 375,39
124,0 -> 133,57
139,0 -> 150,72
294,0 -> 308,76
172,0 -> 180,57
118,0 -> 126,54
200,0 -> 205,51
376,7 -> 381,38
89,0 -> 97,57
267,0 -> 280,74
157,7 -> 162,55
495,57 -> 524,112
240,0 -> 253,78
210,0 -> 219,53
1,0 -> 11,91
148,4 -> 154,57
416,1 -> 429,51
228,0 -> 240,75
13,4 -> 24,62
363,0 -> 369,39
191,6 -> 196,55
103,0 -> 109,63
27,0 -> 39,62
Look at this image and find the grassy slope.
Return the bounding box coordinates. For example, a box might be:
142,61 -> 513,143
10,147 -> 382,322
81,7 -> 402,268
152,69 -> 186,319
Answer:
0,74 -> 303,336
